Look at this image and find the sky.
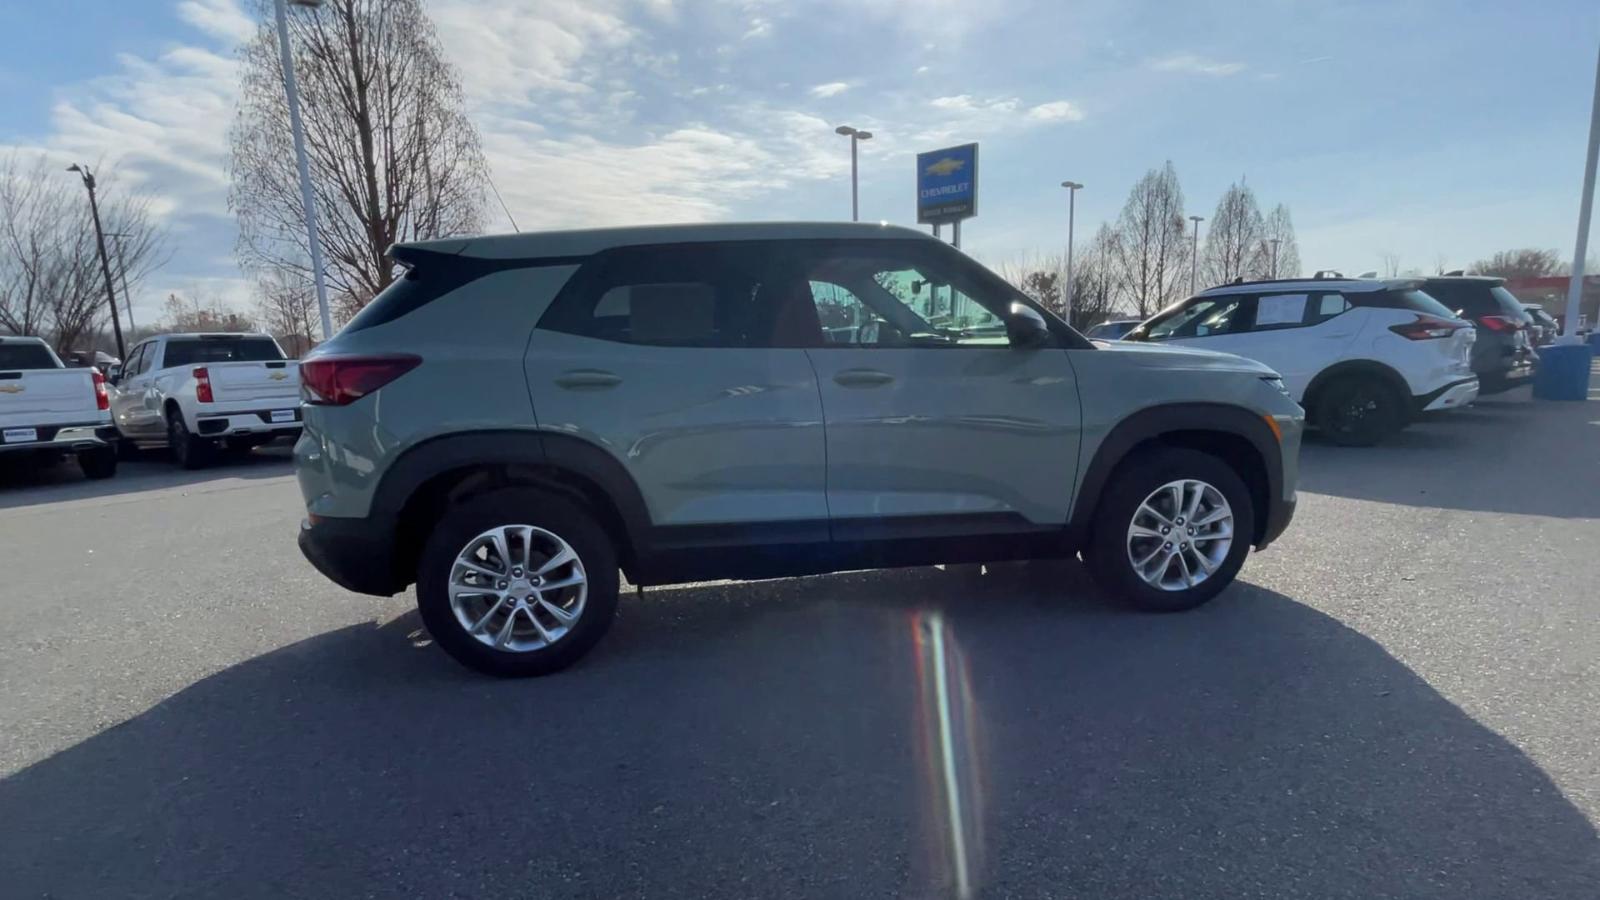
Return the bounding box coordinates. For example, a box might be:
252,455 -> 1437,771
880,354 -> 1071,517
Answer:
2,0 -> 1598,326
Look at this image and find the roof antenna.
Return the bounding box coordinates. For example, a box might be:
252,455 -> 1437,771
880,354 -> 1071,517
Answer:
485,167 -> 520,232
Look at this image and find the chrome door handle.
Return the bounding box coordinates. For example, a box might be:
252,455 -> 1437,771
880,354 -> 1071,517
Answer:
554,370 -> 622,389
833,368 -> 895,387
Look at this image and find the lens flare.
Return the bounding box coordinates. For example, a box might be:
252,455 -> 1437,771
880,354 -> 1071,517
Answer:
909,609 -> 986,899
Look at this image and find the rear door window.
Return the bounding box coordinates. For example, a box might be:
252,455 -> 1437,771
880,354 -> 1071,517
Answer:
162,337 -> 285,367
0,342 -> 61,369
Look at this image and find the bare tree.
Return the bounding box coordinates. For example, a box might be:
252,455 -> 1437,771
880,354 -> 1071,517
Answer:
163,292 -> 257,333
1469,248 -> 1562,280
997,227 -> 1126,331
0,154 -> 166,353
1202,181 -> 1265,286
230,0 -> 487,328
1111,162 -> 1190,317
1258,204 -> 1301,278
253,266 -> 319,355
1379,251 -> 1402,278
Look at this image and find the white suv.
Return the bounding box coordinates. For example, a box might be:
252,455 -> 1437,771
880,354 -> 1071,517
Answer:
108,333 -> 302,468
1126,277 -> 1477,445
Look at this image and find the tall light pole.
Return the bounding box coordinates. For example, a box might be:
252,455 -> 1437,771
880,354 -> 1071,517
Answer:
1189,215 -> 1204,295
834,125 -> 873,222
1060,181 -> 1083,325
105,232 -> 137,332
275,0 -> 334,340
1560,40 -> 1600,343
66,164 -> 126,361
1268,237 -> 1282,278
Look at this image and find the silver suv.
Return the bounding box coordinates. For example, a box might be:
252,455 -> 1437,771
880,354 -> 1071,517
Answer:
295,223 -> 1302,676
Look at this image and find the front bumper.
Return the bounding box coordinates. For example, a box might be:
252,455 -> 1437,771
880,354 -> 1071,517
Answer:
299,514 -> 405,597
0,422 -> 117,456
1257,497 -> 1296,550
1415,377 -> 1479,412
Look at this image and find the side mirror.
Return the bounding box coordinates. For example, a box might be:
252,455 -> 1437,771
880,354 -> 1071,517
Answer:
1006,303 -> 1051,349
104,364 -> 122,384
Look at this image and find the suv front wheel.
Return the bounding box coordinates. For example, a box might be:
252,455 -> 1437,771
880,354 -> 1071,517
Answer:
1085,447 -> 1255,612
416,489 -> 620,677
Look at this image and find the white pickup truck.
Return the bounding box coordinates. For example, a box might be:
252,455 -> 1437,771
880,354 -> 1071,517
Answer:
109,333 -> 302,468
0,335 -> 119,479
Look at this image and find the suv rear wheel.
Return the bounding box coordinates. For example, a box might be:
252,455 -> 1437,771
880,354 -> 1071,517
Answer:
416,489 -> 620,677
1312,376 -> 1404,446
1085,447 -> 1255,612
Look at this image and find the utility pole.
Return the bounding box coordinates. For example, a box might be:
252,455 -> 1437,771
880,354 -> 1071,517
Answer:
106,232 -> 137,332
66,164 -> 126,360
274,0 -> 334,340
1269,238 -> 1282,279
1189,215 -> 1205,295
1060,182 -> 1083,325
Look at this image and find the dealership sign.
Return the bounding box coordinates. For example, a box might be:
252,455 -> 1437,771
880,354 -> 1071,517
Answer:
916,143 -> 978,224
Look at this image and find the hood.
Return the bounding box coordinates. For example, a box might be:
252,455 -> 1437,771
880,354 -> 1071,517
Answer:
1091,339 -> 1280,377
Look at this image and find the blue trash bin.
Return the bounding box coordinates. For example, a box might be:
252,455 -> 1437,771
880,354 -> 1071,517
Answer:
1532,343 -> 1595,401
1588,332 -> 1600,352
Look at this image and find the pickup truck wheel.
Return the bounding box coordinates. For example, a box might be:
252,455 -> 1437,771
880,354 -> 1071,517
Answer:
78,446 -> 118,480
416,489 -> 620,678
167,412 -> 213,470
1086,447 -> 1255,612
1312,376 -> 1403,447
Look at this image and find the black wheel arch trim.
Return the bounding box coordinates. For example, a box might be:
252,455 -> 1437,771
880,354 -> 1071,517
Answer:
1067,402 -> 1284,545
1303,360 -> 1413,413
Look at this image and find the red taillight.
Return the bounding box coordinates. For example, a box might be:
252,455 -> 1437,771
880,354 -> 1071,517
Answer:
91,368 -> 109,410
300,354 -> 421,406
1389,315 -> 1467,341
193,367 -> 213,403
1477,315 -> 1521,333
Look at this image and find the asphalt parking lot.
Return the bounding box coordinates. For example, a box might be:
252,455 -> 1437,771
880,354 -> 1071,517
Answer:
3,387 -> 1598,899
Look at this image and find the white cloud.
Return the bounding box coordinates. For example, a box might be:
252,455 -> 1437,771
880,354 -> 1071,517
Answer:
175,0 -> 254,44
1026,100 -> 1084,122
810,81 -> 851,98
743,18 -> 773,39
914,65 -> 930,75
431,0 -> 637,102
1149,53 -> 1246,76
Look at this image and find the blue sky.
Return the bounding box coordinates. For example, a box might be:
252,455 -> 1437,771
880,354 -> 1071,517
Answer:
3,0 -> 1598,325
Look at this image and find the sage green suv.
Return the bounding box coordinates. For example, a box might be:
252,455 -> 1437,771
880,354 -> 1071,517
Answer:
295,223 -> 1301,676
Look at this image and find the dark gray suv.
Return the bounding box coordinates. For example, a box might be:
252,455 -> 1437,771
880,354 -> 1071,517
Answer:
295,223 -> 1301,676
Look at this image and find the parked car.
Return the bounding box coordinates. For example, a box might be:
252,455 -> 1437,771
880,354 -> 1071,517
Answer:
1416,276 -> 1535,393
1085,318 -> 1143,340
108,332 -> 302,468
0,335 -> 118,479
1522,303 -> 1560,346
1125,276 -> 1477,446
295,222 -> 1303,677
64,349 -> 120,370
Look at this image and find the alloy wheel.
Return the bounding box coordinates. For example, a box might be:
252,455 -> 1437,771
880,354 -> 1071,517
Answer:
1125,479 -> 1234,591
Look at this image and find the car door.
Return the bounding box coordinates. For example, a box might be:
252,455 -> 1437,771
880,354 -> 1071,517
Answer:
525,242 -> 829,541
796,239 -> 1083,536
1213,291 -> 1360,398
111,342 -> 161,435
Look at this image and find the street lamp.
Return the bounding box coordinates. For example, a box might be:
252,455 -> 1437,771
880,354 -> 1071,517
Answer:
835,125 -> 873,222
66,164 -> 126,360
274,0 -> 334,340
1060,181 -> 1083,325
1268,237 -> 1282,278
1188,215 -> 1205,295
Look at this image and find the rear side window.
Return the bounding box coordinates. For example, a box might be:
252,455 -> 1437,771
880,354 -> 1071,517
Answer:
1422,282 -> 1497,317
162,337 -> 285,367
0,342 -> 61,369
1489,286 -> 1531,319
539,244 -> 765,348
1355,289 -> 1459,319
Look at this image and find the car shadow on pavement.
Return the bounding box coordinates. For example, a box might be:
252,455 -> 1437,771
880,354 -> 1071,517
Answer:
4,564 -> 1596,899
0,443 -> 293,510
1300,389 -> 1599,518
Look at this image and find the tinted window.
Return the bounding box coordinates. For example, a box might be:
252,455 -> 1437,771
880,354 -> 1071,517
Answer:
1145,296 -> 1253,339
1489,286 -> 1532,321
123,344 -> 148,377
161,337 -> 285,367
0,342 -> 60,370
1422,281 -> 1497,317
540,244 -> 764,348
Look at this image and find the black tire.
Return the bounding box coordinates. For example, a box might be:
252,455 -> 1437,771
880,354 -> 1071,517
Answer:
1085,447 -> 1256,613
115,436 -> 141,461
78,446 -> 118,480
416,489 -> 620,677
224,436 -> 262,455
167,411 -> 213,470
1311,376 -> 1405,447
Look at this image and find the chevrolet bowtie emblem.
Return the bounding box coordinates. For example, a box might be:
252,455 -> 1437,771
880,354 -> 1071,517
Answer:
269,371 -> 288,381
0,384 -> 22,393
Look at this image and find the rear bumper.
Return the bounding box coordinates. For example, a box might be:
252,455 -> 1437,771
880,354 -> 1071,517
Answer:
1257,497 -> 1296,550
195,407 -> 304,438
1415,377 -> 1479,412
0,422 -> 117,456
299,514 -> 405,597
